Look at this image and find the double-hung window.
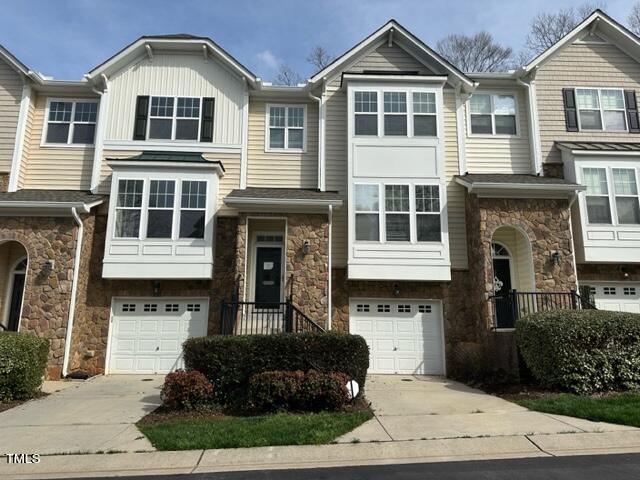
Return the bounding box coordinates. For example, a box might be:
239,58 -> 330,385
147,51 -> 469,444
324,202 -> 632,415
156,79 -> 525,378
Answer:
115,180 -> 144,238
355,184 -> 379,241
412,92 -> 437,136
180,181 -> 207,238
354,92 -> 378,135
469,93 -> 517,135
383,92 -> 407,136
146,180 -> 175,238
148,96 -> 201,140
583,167 -> 612,224
385,185 -> 410,241
267,105 -> 305,150
576,88 -> 627,131
45,100 -> 98,145
613,169 -> 640,224
415,185 -> 441,241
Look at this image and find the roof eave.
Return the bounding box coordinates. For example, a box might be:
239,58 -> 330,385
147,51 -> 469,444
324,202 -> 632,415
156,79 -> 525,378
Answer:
224,197 -> 343,209
106,159 -> 225,174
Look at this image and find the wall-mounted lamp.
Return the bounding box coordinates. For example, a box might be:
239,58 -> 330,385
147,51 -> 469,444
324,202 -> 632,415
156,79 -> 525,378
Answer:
302,240 -> 311,255
42,259 -> 55,275
551,251 -> 561,266
393,283 -> 400,296
152,281 -> 161,296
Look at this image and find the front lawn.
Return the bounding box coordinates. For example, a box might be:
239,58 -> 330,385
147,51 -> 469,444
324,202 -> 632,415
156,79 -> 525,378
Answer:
515,392 -> 640,428
138,410 -> 373,450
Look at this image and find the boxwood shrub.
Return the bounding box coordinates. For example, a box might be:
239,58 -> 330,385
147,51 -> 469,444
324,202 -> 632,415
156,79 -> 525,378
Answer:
516,310 -> 640,394
183,332 -> 369,406
0,332 -> 49,401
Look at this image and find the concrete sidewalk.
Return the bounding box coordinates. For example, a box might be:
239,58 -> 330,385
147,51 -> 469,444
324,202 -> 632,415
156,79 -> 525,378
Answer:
4,430 -> 640,479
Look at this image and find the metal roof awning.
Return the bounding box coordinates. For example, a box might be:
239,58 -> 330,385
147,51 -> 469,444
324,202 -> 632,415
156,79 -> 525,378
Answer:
106,151 -> 225,174
556,141 -> 640,155
455,174 -> 584,198
224,188 -> 343,212
0,190 -> 104,216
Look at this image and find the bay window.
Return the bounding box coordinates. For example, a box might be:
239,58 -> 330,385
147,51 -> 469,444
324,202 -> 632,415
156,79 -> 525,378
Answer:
584,168 -> 612,224
180,181 -> 207,238
613,169 -> 640,224
267,105 -> 305,150
355,184 -> 379,241
415,185 -> 441,241
469,93 -> 517,135
45,99 -> 98,145
115,180 -> 144,238
576,88 -> 627,131
146,180 -> 175,238
385,185 -> 410,241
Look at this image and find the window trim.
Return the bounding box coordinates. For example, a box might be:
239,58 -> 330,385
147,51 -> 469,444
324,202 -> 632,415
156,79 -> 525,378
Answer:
415,184 -> 442,242
466,91 -> 519,138
581,165 -> 640,227
575,87 -> 628,132
354,183 -> 381,242
113,178 -> 145,240
146,95 -> 203,142
412,91 -> 438,137
41,97 -> 99,147
382,91 -> 408,137
265,103 -> 307,153
146,179 -> 177,239
178,179 -> 208,239
612,167 -> 640,225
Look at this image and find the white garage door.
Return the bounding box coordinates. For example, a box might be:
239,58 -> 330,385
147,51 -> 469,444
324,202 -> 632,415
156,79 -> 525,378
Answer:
349,299 -> 444,375
589,283 -> 640,313
108,298 -> 208,374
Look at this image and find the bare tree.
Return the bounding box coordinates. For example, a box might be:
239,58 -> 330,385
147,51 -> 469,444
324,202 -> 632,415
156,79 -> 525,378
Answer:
525,2 -> 606,55
629,2 -> 640,36
436,32 -> 513,72
274,64 -> 301,86
307,46 -> 334,71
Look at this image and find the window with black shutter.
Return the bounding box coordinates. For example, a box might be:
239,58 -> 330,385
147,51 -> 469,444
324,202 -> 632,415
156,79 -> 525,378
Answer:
133,96 -> 149,140
200,98 -> 215,142
625,90 -> 640,133
562,88 -> 578,132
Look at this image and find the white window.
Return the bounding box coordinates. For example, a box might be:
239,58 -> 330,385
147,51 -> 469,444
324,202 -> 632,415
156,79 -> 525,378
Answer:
613,169 -> 640,225
45,99 -> 98,145
412,92 -> 437,136
383,92 -> 407,136
146,180 -> 175,239
576,88 -> 627,131
267,105 -> 305,150
415,185 -> 441,242
604,287 -> 616,295
115,180 -> 144,238
180,180 -> 207,238
148,96 -> 201,141
469,93 -> 517,135
583,167 -> 612,224
385,185 -> 410,241
354,91 -> 378,136
624,287 -> 637,296
355,184 -> 379,241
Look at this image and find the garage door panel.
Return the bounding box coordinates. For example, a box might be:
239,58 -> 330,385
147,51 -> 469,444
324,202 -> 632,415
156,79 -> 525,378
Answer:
117,320 -> 136,333
112,339 -> 134,353
376,339 -> 395,352
591,283 -> 640,315
139,320 -> 159,333
375,321 -> 393,333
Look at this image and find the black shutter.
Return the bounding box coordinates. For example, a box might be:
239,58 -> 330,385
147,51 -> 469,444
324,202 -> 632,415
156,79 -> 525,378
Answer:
624,90 -> 640,133
200,97 -> 215,142
562,88 -> 579,132
133,96 -> 149,140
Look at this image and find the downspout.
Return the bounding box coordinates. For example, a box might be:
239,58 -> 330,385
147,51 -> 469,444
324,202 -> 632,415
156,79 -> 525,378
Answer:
327,204 -> 333,330
454,83 -> 467,175
568,192 -> 580,291
62,207 -> 84,377
308,90 -> 325,191
89,74 -> 109,193
517,76 -> 542,175
8,82 -> 31,192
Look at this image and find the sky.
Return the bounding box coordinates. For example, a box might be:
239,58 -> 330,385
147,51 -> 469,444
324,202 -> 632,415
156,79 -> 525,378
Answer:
0,0 -> 634,81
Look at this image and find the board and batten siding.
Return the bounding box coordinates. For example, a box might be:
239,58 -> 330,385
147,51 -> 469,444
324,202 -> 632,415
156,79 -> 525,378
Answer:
105,53 -> 245,146
0,59 -> 22,173
20,93 -> 96,190
246,98 -> 318,188
99,149 -> 241,216
536,41 -> 640,165
463,88 -> 532,174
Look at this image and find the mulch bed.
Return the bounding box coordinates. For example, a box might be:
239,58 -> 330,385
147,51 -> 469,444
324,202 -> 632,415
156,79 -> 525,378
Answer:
0,392 -> 48,413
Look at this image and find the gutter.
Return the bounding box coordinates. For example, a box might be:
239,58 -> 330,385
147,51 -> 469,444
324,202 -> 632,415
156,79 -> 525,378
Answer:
0,200 -> 102,210
454,178 -> 585,192
62,207 -> 84,377
327,204 -> 333,330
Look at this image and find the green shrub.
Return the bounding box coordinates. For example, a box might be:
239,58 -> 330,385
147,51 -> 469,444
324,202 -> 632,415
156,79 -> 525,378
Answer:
183,332 -> 369,407
0,332 -> 49,401
247,370 -> 350,412
516,310 -> 640,394
161,369 -> 214,410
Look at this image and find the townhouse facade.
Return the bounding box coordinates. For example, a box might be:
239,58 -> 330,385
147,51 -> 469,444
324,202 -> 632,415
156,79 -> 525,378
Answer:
0,10 -> 638,379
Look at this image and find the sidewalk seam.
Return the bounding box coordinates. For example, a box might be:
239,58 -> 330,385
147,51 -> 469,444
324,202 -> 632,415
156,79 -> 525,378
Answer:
374,415 -> 395,441
538,413 -> 587,433
525,435 -> 555,457
191,449 -> 206,474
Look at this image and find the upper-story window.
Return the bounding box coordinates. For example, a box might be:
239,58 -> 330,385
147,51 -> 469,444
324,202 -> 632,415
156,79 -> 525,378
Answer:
354,183 -> 441,243
468,93 -> 517,136
583,167 -> 640,225
576,88 -> 627,131
44,99 -> 98,145
114,178 -> 208,239
133,96 -> 214,142
266,105 -> 305,151
353,89 -> 438,137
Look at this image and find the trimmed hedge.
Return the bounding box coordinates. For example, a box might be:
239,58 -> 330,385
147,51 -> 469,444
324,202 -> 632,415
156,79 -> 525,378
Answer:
247,370 -> 350,412
516,310 -> 640,394
0,332 -> 49,401
183,332 -> 369,406
161,369 -> 214,410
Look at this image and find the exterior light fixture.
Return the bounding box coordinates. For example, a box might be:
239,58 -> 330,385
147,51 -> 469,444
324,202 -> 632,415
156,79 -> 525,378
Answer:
393,283 -> 400,296
551,251 -> 561,266
152,281 -> 161,296
42,259 -> 55,275
302,240 -> 310,255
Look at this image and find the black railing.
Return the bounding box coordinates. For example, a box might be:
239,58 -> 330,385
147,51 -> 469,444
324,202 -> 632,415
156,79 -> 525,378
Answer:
489,289 -> 597,329
220,297 -> 325,335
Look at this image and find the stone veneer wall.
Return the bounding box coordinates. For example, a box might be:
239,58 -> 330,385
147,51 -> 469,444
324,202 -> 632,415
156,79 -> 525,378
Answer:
0,216 -> 78,379
233,212 -> 329,327
69,214 -> 239,375
0,173 -> 9,192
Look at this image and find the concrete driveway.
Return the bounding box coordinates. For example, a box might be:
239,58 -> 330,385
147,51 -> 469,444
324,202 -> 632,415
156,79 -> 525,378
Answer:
0,375 -> 163,455
338,375 -> 638,443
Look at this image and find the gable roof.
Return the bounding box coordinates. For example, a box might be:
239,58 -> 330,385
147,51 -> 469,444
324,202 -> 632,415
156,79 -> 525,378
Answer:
308,19 -> 475,91
86,34 -> 258,86
0,43 -> 29,76
521,9 -> 640,75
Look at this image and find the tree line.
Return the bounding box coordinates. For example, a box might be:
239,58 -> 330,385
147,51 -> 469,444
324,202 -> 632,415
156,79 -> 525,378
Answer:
274,1 -> 640,84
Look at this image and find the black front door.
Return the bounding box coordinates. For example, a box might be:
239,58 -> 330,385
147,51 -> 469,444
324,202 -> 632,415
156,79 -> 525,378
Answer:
493,258 -> 514,328
254,247 -> 282,306
7,273 -> 25,331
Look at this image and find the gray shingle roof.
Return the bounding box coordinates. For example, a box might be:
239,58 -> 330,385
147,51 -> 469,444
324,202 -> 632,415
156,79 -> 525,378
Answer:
226,188 -> 342,201
455,174 -> 580,187
0,190 -> 103,204
556,141 -> 640,151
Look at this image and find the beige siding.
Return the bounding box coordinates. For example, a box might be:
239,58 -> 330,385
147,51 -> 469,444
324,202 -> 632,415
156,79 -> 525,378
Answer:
536,42 -> 640,164
21,93 -> 96,190
351,44 -> 435,75
99,149 -> 241,216
0,59 -> 22,173
16,94 -> 35,188
105,53 -> 245,145
464,88 -> 532,174
246,98 -> 318,188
